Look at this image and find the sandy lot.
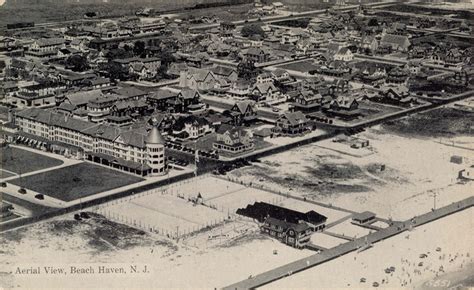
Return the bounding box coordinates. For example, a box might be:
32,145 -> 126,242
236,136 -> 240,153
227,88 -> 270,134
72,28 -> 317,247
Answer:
0,214 -> 313,289
230,125 -> 474,221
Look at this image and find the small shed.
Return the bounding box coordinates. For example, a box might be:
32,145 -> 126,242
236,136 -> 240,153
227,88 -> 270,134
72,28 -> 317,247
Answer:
352,211 -> 376,224
450,155 -> 463,164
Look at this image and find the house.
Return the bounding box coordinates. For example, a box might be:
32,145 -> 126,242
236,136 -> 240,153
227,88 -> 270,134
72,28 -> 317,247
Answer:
57,48 -> 80,59
445,48 -> 463,65
251,82 -> 280,101
281,28 -> 306,44
386,67 -> 409,84
0,37 -> 17,51
379,34 -> 410,52
87,77 -> 112,90
320,60 -> 351,77
333,47 -> 353,62
372,86 -> 417,107
244,47 -> 270,63
112,87 -> 148,101
275,111 -> 310,135
26,38 -> 65,58
225,101 -> 257,125
179,68 -> 217,91
256,72 -> 273,84
209,65 -> 238,82
271,69 -> 291,82
171,115 -> 213,140
177,89 -> 205,113
147,90 -> 178,111
329,79 -> 350,95
213,124 -> 254,154
9,83 -> 66,108
236,202 -> 327,248
355,36 -> 378,53
331,96 -> 358,114
291,90 -> 323,113
227,80 -> 251,99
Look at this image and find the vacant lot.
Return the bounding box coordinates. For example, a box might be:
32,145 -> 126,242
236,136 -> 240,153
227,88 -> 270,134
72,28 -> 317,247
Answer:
9,163 -> 143,202
382,107 -> 474,138
0,147 -> 63,175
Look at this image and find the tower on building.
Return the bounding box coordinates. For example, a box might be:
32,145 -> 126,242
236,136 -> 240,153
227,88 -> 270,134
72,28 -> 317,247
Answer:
145,125 -> 166,176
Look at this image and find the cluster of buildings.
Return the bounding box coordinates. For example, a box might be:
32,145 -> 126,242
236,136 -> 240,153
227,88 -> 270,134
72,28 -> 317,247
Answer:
0,2 -> 471,176
237,202 -> 328,249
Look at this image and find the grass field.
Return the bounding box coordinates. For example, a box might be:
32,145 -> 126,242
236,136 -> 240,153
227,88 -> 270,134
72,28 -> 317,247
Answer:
382,107 -> 474,138
8,163 -> 143,202
1,147 -> 63,175
0,170 -> 15,179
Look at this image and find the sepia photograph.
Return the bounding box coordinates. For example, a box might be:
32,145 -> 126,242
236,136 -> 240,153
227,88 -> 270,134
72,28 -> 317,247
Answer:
0,0 -> 472,289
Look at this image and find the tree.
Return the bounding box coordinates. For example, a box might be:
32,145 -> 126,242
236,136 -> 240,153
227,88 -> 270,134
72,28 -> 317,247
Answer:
65,55 -> 89,72
102,61 -> 130,81
133,40 -> 146,57
241,24 -> 265,38
368,18 -> 379,27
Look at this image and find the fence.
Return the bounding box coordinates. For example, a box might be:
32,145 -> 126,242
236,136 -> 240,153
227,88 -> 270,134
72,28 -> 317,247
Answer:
91,173 -> 235,240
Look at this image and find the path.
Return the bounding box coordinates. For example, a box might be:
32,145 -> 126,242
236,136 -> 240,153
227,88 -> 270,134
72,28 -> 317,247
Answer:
223,196 -> 474,289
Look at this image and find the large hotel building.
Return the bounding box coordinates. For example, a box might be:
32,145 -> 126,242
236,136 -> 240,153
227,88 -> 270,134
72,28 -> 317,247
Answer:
12,108 -> 166,177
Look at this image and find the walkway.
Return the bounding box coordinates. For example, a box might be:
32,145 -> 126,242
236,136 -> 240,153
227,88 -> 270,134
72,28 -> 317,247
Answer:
223,196 -> 474,289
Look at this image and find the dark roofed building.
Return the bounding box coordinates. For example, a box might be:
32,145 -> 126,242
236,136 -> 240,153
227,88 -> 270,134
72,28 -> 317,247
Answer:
237,202 -> 327,248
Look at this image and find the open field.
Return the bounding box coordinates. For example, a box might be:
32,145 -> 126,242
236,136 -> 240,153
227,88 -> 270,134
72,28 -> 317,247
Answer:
382,107 -> 474,138
263,208 -> 474,289
0,146 -> 63,175
0,1 -> 252,28
101,190 -> 229,237
358,100 -> 403,119
8,163 -> 143,202
0,212 -> 313,289
161,175 -> 350,224
229,124 -> 474,220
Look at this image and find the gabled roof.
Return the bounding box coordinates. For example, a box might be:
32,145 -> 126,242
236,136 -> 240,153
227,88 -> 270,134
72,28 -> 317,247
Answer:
210,65 -> 236,77
64,89 -> 103,106
179,88 -> 199,100
279,111 -> 308,126
149,89 -> 177,100
272,68 -> 289,77
380,34 -> 410,47
34,38 -> 65,47
112,87 -> 147,98
236,202 -> 327,225
252,82 -> 277,94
